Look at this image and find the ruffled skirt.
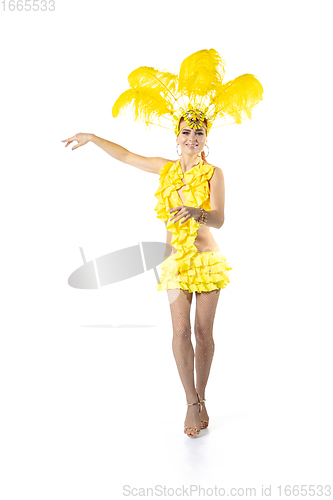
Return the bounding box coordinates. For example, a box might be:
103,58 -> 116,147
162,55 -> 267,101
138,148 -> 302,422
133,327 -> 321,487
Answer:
156,251 -> 232,293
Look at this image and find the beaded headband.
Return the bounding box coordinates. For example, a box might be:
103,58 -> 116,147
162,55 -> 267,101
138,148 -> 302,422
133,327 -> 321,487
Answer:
176,105 -> 209,135
177,123 -> 208,136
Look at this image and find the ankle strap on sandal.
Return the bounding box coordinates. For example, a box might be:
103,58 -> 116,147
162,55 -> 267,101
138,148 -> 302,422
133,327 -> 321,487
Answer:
197,393 -> 206,407
187,399 -> 203,413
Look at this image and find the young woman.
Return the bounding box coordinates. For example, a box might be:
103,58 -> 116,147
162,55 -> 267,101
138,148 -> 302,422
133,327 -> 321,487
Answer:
62,47 -> 263,437
62,118 -> 231,438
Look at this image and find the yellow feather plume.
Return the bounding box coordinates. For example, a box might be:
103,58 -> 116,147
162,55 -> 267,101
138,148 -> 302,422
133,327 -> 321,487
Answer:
127,67 -> 178,103
111,48 -> 264,134
209,73 -> 264,124
112,87 -> 173,126
178,48 -> 225,98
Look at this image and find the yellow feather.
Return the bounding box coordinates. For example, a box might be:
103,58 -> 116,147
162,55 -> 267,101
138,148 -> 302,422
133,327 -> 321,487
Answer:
112,89 -> 136,118
178,49 -> 226,98
209,74 -> 264,123
112,87 -> 173,126
128,66 -> 178,102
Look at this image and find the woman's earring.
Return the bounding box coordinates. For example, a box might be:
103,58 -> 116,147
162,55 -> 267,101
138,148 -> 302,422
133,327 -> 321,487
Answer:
204,144 -> 209,157
176,144 -> 182,156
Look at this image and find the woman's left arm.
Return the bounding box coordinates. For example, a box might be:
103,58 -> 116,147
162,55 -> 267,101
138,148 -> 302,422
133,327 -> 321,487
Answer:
205,167 -> 225,229
168,167 -> 225,229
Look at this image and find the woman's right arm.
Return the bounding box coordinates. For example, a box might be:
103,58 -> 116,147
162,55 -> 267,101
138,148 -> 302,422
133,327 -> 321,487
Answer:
61,133 -> 170,175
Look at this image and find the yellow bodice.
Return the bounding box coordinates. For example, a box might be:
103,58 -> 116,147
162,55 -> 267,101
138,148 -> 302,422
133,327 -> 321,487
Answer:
154,159 -> 215,271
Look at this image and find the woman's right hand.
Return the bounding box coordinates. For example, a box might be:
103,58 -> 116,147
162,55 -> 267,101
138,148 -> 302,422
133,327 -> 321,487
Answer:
61,133 -> 93,150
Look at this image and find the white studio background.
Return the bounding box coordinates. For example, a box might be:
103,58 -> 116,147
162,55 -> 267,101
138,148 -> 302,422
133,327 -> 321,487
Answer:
1,0 -> 332,498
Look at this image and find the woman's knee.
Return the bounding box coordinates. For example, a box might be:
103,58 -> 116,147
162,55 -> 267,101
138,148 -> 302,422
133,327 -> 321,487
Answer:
172,322 -> 192,341
194,325 -> 214,344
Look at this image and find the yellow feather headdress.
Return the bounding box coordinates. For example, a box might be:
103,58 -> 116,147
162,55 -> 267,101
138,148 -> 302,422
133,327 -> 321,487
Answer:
112,48 -> 264,136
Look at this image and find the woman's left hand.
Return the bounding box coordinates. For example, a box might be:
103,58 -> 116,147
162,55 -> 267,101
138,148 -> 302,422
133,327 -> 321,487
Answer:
168,206 -> 201,225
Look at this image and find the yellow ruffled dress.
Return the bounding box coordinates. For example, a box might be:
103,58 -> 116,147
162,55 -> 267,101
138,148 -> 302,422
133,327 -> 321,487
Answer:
154,159 -> 232,293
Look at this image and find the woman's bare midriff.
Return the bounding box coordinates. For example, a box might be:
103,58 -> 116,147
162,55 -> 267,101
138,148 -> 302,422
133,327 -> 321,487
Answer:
164,221 -> 221,254
163,161 -> 221,255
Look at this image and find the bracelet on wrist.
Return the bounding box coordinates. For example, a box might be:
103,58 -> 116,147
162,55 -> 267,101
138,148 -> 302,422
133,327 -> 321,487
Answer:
196,206 -> 208,225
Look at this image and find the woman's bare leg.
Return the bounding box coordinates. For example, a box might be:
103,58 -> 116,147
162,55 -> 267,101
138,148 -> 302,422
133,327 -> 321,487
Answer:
194,288 -> 221,424
167,288 -> 200,435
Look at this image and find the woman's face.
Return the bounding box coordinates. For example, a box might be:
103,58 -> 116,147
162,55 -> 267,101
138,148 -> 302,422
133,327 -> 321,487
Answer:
176,118 -> 207,155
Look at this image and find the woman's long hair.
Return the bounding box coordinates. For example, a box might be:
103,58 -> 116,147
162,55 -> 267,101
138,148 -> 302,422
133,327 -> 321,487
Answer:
200,118 -> 208,163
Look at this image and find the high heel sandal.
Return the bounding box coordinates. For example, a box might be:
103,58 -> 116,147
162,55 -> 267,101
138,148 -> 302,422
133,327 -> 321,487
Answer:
197,394 -> 209,429
184,392 -> 202,437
